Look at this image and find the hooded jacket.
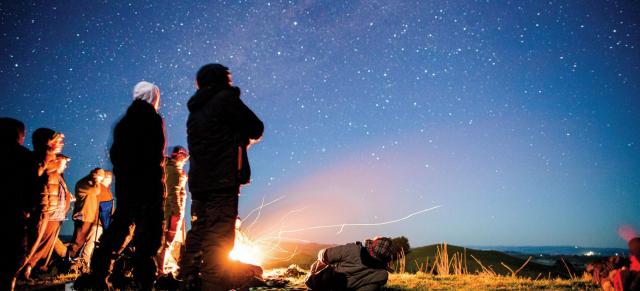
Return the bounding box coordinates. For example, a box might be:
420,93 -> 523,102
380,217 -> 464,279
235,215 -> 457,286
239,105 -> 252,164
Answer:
186,85 -> 263,194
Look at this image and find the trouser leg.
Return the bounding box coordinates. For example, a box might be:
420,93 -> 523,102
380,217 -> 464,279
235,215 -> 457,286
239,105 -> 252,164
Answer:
131,203 -> 163,290
1,218 -> 26,290
25,220 -> 59,269
89,207 -> 134,282
158,215 -> 181,273
82,225 -> 102,267
200,195 -> 238,290
20,212 -> 49,271
67,221 -> 94,259
179,200 -> 205,279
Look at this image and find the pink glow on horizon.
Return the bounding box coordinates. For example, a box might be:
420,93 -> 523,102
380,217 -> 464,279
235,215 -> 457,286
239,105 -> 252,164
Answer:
618,225 -> 638,242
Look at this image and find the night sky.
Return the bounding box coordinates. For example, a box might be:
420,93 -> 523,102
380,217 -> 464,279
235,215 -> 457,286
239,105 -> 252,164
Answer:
1,1 -> 638,248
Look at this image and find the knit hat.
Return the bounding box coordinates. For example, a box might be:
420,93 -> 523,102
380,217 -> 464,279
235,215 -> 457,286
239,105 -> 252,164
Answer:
133,81 -> 160,108
365,237 -> 393,263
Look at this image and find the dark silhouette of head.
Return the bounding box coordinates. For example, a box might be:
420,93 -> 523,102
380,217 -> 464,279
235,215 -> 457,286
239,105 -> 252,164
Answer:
0,117 -> 25,145
32,128 -> 56,153
196,63 -> 231,89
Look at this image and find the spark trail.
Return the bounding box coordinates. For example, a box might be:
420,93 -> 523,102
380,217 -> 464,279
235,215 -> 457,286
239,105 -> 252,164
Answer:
277,205 -> 443,235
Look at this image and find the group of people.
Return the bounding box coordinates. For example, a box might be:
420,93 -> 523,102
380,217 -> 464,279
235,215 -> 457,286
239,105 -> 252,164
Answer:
587,237 -> 640,291
0,63 -> 267,290
1,63 -> 399,291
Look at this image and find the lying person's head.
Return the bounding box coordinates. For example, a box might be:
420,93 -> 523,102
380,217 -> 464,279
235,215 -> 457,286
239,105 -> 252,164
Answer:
364,237 -> 393,263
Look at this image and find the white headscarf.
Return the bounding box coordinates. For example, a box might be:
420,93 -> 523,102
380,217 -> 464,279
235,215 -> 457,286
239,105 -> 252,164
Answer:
133,81 -> 160,108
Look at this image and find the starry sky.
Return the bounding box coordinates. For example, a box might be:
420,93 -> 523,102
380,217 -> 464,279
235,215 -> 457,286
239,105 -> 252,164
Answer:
1,1 -> 638,248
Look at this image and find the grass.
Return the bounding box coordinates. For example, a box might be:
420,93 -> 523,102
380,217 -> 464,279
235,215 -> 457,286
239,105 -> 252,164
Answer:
16,268 -> 597,290
385,242 -> 598,290
386,272 -> 597,290
262,267 -> 598,290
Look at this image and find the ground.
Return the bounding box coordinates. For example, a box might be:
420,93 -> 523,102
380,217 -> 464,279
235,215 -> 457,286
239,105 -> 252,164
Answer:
16,267 -> 598,290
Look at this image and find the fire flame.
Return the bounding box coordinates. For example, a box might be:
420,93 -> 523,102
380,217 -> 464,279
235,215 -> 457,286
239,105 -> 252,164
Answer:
229,218 -> 265,266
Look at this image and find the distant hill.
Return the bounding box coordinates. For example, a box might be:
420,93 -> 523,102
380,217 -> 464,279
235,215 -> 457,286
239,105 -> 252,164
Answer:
469,245 -> 628,257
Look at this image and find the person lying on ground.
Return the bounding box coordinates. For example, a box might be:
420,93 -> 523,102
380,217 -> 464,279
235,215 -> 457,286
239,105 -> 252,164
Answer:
306,236 -> 393,291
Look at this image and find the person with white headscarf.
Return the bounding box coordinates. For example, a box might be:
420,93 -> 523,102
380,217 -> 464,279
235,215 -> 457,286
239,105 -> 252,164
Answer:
133,81 -> 160,110
76,81 -> 166,290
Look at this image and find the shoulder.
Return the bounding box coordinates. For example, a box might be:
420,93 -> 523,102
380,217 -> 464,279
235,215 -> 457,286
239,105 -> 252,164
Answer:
75,177 -> 91,189
214,86 -> 241,103
328,243 -> 361,256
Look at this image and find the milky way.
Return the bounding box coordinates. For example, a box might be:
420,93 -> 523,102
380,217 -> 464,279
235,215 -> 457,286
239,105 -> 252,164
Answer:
1,1 -> 638,248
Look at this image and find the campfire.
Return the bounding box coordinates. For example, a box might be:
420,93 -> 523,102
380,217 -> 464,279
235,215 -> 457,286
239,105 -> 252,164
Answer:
229,218 -> 265,266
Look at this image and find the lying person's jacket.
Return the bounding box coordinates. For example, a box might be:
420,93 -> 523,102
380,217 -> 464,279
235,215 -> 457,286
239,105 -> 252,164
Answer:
316,242 -> 389,290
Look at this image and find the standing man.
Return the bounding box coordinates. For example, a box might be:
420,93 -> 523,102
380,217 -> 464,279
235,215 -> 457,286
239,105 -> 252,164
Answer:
181,64 -> 264,290
79,170 -> 114,269
76,81 -> 165,290
67,167 -> 105,267
0,118 -> 38,290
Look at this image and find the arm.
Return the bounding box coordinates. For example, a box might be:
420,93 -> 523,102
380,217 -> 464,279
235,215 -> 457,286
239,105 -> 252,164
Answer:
223,90 -> 264,141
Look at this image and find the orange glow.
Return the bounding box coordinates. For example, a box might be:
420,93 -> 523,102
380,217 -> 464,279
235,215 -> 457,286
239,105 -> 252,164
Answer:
229,218 -> 264,266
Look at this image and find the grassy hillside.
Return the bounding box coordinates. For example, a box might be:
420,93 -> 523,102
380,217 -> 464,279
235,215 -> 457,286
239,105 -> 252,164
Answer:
386,273 -> 597,290
402,243 -> 573,278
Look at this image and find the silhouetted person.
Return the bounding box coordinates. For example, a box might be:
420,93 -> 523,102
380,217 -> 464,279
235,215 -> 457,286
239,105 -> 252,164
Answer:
20,128 -> 64,279
157,146 -> 189,275
0,118 -> 38,291
306,237 -> 393,291
180,64 -> 264,290
77,81 -> 165,290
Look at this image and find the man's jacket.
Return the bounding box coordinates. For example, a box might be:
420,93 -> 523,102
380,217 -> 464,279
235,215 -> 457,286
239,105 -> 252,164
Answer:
187,85 -> 263,194
72,175 -> 100,223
